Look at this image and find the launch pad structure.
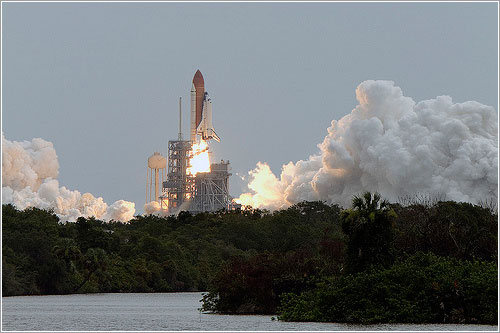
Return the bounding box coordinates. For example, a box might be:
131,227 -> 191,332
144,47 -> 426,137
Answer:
160,140 -> 193,210
158,70 -> 232,214
159,139 -> 232,214
191,160 -> 231,213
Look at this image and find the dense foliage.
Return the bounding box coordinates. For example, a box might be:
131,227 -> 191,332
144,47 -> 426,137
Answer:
340,192 -> 396,273
200,194 -> 498,324
2,195 -> 497,324
278,253 -> 497,324
2,201 -> 341,296
275,195 -> 498,324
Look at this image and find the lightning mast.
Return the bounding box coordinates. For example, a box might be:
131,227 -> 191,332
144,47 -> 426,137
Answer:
178,97 -> 183,140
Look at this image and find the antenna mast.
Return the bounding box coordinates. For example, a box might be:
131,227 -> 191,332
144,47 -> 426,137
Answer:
178,97 -> 183,140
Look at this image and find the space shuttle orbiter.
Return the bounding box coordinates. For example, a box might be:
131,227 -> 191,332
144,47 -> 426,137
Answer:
196,92 -> 220,142
190,70 -> 220,142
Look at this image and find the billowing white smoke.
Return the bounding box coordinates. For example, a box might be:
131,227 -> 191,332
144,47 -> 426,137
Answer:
143,200 -> 190,217
2,134 -> 136,222
144,200 -> 161,215
237,80 -> 498,209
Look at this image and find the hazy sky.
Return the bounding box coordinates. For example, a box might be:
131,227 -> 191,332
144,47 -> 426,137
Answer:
2,2 -> 498,213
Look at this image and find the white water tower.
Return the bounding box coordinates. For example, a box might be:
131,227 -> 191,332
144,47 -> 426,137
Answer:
146,152 -> 167,203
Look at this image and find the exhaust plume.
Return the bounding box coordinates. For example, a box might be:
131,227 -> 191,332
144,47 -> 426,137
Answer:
237,80 -> 498,209
2,134 -> 135,222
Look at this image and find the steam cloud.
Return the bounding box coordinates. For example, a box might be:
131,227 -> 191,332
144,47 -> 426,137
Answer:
144,200 -> 161,215
237,80 -> 498,209
2,133 -> 135,222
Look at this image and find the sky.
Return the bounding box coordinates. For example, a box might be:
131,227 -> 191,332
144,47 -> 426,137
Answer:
2,2 -> 498,214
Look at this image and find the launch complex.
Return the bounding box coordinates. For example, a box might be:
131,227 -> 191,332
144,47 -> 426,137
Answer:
146,70 -> 232,214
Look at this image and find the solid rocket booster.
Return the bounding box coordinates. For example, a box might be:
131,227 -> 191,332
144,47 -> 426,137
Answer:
190,69 -> 220,142
190,84 -> 197,141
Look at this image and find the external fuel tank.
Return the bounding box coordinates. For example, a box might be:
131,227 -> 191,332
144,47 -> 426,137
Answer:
190,70 -> 220,142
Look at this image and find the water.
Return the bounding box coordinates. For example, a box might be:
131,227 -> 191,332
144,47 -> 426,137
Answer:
2,292 -> 497,331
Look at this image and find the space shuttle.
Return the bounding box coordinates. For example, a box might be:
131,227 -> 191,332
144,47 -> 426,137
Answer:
190,70 -> 220,142
196,92 -> 220,142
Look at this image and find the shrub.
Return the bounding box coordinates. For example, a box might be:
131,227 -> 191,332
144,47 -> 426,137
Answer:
278,252 -> 497,324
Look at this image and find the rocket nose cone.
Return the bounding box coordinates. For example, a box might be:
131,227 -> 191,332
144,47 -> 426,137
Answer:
193,70 -> 204,86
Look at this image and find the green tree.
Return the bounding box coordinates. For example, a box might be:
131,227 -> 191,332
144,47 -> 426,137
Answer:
75,248 -> 109,292
52,238 -> 82,273
341,192 -> 396,273
278,253 -> 498,324
393,201 -> 498,261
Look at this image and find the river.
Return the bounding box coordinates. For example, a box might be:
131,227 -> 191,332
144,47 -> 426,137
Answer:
1,292 -> 497,331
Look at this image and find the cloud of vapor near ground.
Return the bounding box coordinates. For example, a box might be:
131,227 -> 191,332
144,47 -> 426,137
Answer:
144,200 -> 161,215
2,133 -> 135,222
237,80 -> 498,210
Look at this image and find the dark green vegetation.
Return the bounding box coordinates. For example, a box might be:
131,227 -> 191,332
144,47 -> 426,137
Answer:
2,202 -> 340,295
200,194 -> 497,324
277,194 -> 497,324
278,253 -> 497,324
2,195 -> 497,324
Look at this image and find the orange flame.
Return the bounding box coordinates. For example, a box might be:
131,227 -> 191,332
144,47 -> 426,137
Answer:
187,139 -> 211,176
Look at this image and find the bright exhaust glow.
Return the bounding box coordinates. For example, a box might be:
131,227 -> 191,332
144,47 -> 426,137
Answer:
187,139 -> 210,176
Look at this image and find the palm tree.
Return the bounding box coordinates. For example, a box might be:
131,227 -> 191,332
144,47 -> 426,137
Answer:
351,192 -> 390,216
52,238 -> 82,273
75,248 -> 108,292
341,192 -> 396,273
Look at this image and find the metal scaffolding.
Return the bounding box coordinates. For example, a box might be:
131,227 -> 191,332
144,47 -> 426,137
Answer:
160,140 -> 194,211
191,161 -> 232,213
161,147 -> 231,214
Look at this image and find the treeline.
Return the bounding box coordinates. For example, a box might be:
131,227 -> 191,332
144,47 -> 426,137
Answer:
2,201 -> 340,296
200,194 -> 497,324
278,253 -> 497,324
2,196 -> 497,324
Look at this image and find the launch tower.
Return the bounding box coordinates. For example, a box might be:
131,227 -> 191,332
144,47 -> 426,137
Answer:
161,140 -> 193,210
160,70 -> 231,214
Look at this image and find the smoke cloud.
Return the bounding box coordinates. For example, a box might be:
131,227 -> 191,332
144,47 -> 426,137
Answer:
2,134 -> 135,222
143,200 -> 161,215
143,200 -> 192,217
237,80 -> 498,209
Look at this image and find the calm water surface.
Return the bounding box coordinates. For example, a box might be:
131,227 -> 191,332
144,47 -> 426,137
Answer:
2,292 -> 497,331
